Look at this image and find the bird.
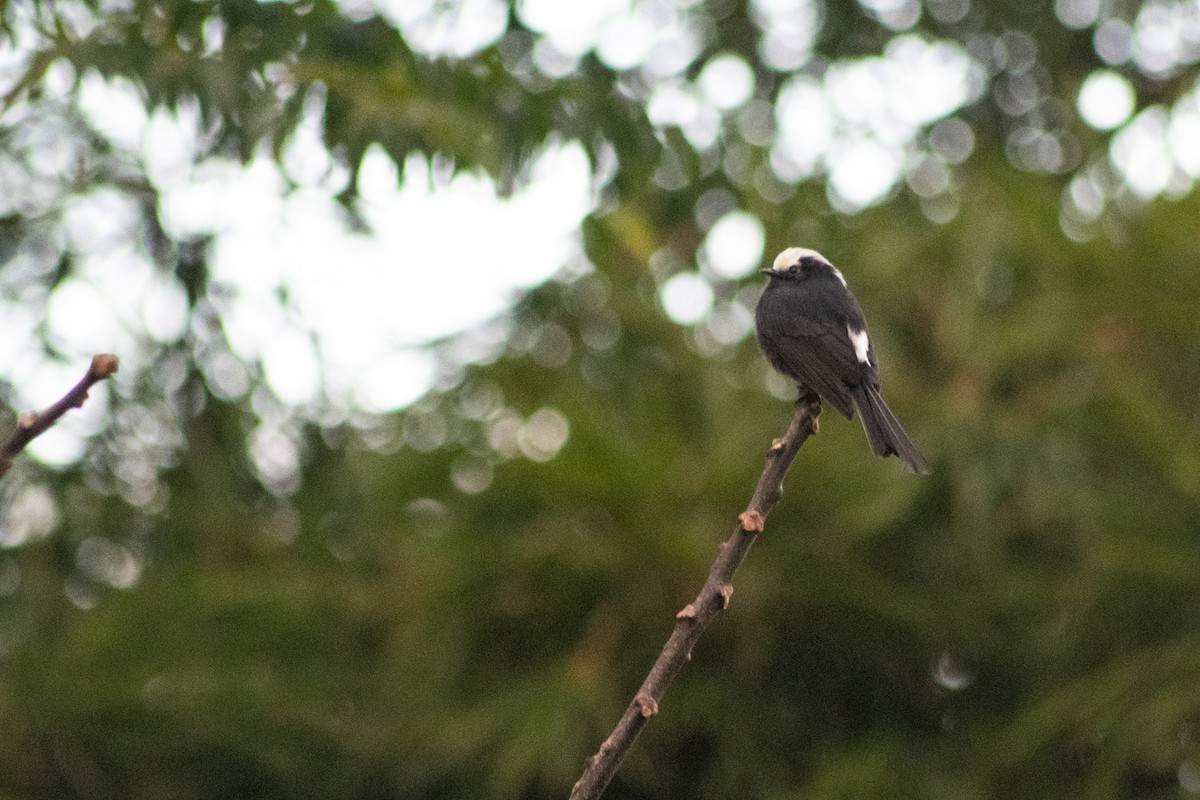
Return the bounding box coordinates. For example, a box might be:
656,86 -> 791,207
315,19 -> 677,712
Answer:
755,247 -> 930,475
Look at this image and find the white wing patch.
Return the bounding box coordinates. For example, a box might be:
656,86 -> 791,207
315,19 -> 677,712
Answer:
847,325 -> 870,364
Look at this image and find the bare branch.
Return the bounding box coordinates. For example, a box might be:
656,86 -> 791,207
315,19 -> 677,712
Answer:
0,354 -> 120,478
569,394 -> 822,800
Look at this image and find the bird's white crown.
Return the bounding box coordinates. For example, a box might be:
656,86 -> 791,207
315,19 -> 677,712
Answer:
770,247 -> 845,287
771,247 -> 828,271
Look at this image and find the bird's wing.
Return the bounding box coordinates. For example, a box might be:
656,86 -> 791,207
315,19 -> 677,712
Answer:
769,326 -> 860,418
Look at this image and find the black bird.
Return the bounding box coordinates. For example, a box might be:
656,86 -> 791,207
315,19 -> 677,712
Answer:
755,247 -> 930,475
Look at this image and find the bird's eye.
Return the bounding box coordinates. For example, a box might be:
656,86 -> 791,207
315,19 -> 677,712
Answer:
787,264 -> 799,275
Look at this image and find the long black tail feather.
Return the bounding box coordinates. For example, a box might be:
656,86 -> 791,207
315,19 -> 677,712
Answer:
851,384 -> 931,475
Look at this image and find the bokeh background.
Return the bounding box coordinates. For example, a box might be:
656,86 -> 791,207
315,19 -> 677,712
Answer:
1,0 -> 1199,797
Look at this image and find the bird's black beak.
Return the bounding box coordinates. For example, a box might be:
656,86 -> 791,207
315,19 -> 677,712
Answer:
760,268 -> 775,275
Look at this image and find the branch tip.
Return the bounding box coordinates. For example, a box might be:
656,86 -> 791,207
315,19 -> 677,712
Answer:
675,604 -> 697,620
89,353 -> 120,380
0,353 -> 120,481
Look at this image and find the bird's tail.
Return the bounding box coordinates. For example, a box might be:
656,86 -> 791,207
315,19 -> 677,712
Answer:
851,384 -> 931,475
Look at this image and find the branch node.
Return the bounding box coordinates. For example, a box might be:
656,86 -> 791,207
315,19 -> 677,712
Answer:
738,510 -> 765,533
16,413 -> 37,431
718,584 -> 734,609
635,695 -> 658,718
770,437 -> 784,452
675,604 -> 697,620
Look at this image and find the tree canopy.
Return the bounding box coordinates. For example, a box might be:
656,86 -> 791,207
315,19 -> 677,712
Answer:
1,0 -> 1199,798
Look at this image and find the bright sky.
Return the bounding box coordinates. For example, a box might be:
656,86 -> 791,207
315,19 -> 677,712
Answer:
2,0 -> 1200,477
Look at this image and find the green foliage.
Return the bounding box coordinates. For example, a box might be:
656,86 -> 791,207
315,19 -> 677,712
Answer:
1,1 -> 1200,799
